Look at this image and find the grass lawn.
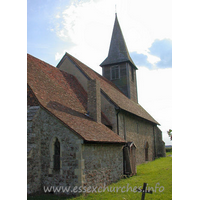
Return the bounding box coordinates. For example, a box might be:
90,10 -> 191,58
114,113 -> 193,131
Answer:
28,155 -> 172,200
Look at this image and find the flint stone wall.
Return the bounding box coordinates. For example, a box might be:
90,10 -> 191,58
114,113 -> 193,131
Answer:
82,144 -> 123,187
118,110 -> 155,165
27,107 -> 83,194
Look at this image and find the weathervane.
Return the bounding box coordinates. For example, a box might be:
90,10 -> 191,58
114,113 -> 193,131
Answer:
115,4 -> 117,15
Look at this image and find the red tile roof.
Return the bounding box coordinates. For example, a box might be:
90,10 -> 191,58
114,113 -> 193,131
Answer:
63,52 -> 159,125
27,54 -> 125,144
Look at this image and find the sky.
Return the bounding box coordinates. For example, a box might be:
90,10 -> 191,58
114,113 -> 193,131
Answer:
27,0 -> 172,145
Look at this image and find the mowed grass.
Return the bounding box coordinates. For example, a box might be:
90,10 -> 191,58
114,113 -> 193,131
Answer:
28,155 -> 172,200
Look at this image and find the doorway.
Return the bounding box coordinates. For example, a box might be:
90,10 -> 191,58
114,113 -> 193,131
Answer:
123,142 -> 136,176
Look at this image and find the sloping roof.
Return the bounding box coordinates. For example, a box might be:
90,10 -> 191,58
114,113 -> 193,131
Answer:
100,14 -> 137,69
27,54 -> 125,144
64,52 -> 159,125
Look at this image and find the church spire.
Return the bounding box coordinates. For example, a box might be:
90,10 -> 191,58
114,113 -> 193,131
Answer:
100,14 -> 137,69
100,14 -> 138,103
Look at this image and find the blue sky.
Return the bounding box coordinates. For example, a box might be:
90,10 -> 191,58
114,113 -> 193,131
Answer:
131,39 -> 172,69
27,0 -> 172,70
27,0 -> 71,65
27,0 -> 172,144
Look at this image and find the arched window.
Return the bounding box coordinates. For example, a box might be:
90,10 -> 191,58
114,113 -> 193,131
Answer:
49,137 -> 63,175
145,142 -> 149,161
53,138 -> 60,170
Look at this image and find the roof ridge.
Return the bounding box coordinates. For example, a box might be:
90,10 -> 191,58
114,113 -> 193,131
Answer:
27,53 -> 56,68
65,52 -> 125,95
60,70 -> 88,110
28,54 -> 126,143
63,52 -> 159,125
28,53 -> 87,114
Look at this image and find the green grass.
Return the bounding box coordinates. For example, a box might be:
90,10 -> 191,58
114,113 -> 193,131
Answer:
166,151 -> 172,157
28,155 -> 172,200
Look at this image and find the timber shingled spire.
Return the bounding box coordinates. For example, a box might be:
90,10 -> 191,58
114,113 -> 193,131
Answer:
100,14 -> 137,69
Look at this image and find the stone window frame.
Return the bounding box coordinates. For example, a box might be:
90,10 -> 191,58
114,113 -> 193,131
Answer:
110,65 -> 120,80
49,136 -> 63,175
53,138 -> 60,170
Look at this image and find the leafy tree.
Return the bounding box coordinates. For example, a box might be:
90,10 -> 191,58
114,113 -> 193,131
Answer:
167,129 -> 172,140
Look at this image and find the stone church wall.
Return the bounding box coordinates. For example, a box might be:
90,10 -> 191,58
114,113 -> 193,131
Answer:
27,107 -> 84,194
118,110 -> 155,165
101,93 -> 118,133
39,108 -> 83,193
155,126 -> 166,157
82,143 -> 123,188
27,106 -> 41,194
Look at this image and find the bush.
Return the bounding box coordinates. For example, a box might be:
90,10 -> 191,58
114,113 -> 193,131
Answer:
166,147 -> 172,152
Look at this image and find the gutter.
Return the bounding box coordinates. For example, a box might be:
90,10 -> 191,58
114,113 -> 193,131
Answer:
83,140 -> 126,145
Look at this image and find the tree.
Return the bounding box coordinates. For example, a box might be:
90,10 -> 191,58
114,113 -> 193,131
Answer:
167,129 -> 172,140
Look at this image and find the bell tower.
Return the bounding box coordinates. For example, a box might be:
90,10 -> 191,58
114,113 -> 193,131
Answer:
100,14 -> 138,103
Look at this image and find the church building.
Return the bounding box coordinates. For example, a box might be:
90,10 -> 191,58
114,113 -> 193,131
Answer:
27,14 -> 165,194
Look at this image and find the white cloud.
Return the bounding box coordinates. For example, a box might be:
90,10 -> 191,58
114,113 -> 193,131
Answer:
55,51 -> 65,61
146,54 -> 160,66
54,0 -> 171,65
137,67 -> 172,145
53,0 -> 172,144
55,14 -> 60,19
